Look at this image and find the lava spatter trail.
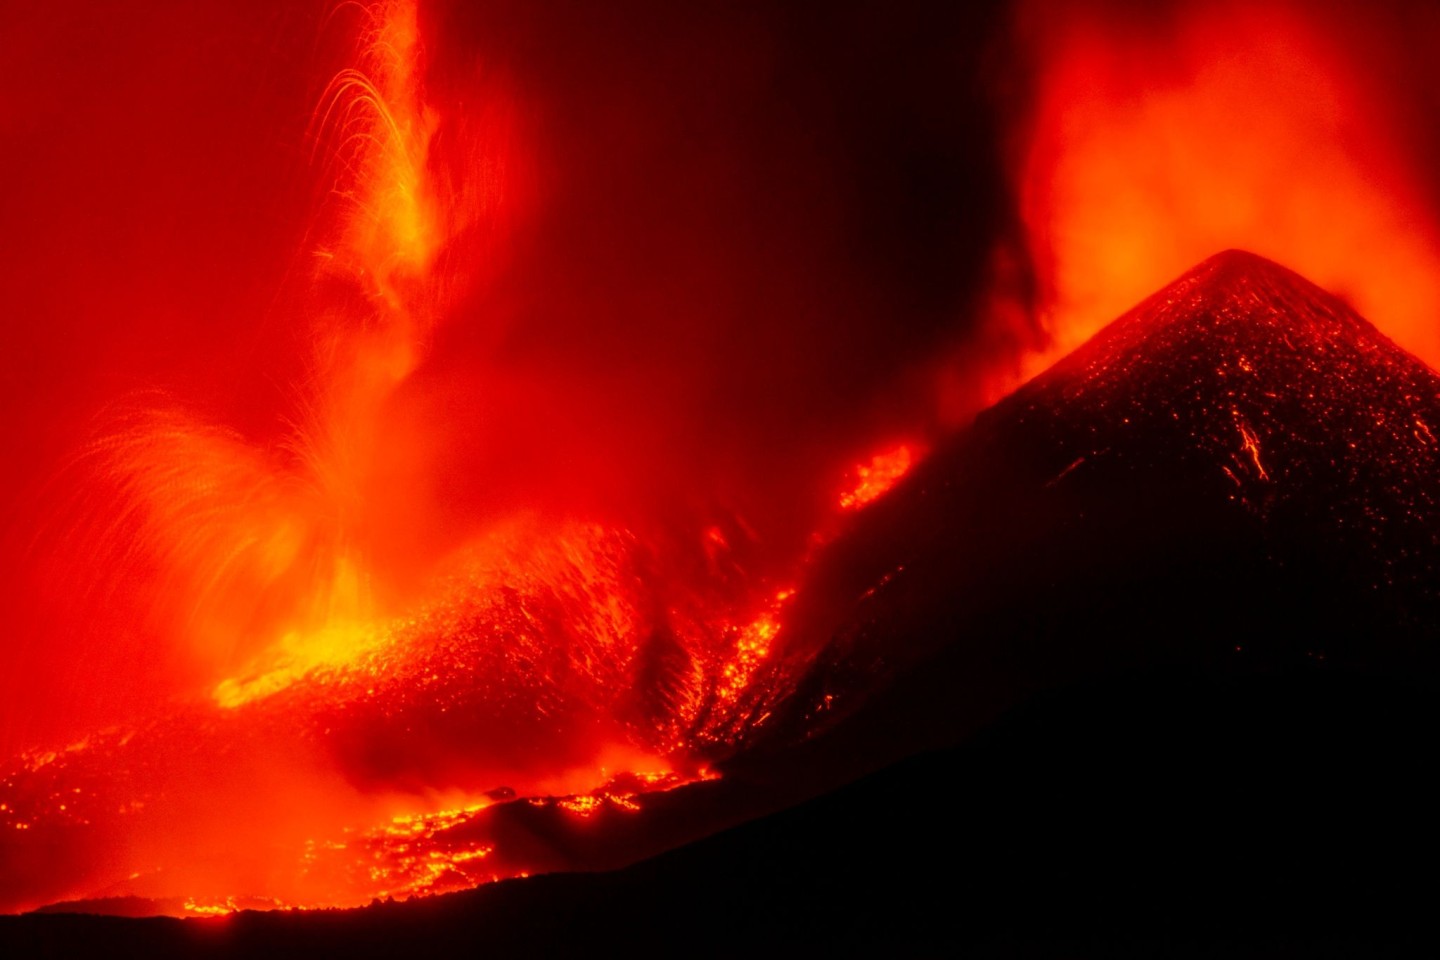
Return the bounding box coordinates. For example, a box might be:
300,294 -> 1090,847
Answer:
0,517 -> 804,915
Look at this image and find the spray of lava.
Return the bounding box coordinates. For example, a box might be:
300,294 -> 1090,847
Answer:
34,0 -> 513,699
0,0 -> 923,914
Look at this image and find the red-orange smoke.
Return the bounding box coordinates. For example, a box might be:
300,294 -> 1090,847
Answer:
1010,0 -> 1440,379
3,0 -> 505,742
4,0 -> 997,913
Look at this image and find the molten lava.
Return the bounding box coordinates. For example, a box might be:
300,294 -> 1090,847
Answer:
2,0 -> 865,914
752,249 -> 1440,780
839,445 -> 915,511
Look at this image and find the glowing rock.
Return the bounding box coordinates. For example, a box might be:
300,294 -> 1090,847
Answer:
770,250 -> 1440,760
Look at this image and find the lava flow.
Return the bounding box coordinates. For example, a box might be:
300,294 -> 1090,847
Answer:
0,0 -> 931,916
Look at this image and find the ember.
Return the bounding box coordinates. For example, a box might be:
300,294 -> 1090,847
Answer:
839,445 -> 915,511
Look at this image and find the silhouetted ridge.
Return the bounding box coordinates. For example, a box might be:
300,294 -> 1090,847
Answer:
759,248 -> 1440,764
1031,247 -> 1422,405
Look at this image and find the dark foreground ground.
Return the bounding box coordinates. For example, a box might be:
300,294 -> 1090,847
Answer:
4,664 -> 1437,957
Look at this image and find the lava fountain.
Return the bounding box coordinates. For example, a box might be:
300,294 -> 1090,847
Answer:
0,0 -> 938,914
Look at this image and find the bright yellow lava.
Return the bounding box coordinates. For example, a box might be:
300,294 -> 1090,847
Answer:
839,444 -> 914,510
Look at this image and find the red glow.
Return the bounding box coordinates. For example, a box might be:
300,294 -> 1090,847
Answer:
1012,0 -> 1440,382
4,0 -> 1440,920
0,2 -> 888,908
839,445 -> 915,511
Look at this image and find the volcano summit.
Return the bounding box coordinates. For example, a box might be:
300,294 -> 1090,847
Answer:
764,248 -> 1440,759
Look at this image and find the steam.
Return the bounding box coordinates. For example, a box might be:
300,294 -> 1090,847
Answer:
1007,0 -> 1440,379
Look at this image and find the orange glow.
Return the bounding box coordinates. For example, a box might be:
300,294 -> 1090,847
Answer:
0,505 -> 804,912
15,0 -> 534,714
1015,0 -> 1440,380
182,899 -> 241,918
555,796 -> 606,817
311,0 -> 439,304
717,610 -> 782,704
0,723 -> 713,913
0,0 -> 983,918
839,445 -> 915,510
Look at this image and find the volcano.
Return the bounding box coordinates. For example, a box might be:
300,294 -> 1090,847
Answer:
5,251 -> 1440,952
748,247 -> 1440,765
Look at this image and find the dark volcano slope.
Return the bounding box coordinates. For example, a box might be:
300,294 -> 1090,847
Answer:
750,249 -> 1440,771
694,247 -> 1440,941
